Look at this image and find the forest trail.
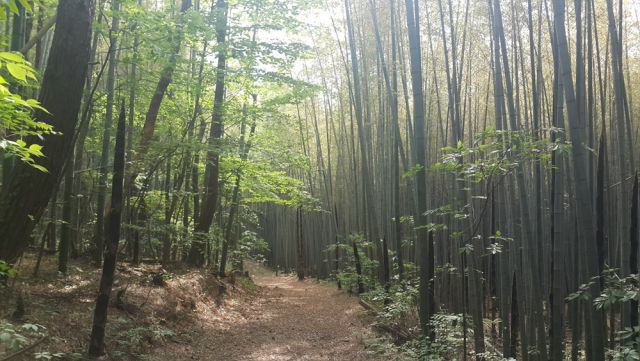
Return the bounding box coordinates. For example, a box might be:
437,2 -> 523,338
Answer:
152,266 -> 388,361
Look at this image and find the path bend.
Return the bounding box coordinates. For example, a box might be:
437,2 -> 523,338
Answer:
152,268 -> 388,360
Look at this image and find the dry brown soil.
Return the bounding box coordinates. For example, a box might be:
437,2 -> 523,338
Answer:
150,268 -> 390,361
1,257 -> 402,361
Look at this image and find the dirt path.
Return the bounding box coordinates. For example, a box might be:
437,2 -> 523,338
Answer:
153,269 -> 389,361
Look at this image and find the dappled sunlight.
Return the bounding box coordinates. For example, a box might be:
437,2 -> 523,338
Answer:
2,0 -> 635,357
149,270 -> 387,360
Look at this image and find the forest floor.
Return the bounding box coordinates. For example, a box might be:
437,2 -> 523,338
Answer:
149,263 -> 402,361
1,256 -> 404,361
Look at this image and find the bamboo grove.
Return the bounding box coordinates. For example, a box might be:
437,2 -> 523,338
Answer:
262,0 -> 640,360
1,0 -> 640,359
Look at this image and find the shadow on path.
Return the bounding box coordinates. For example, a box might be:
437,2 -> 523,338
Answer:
151,267 -> 385,361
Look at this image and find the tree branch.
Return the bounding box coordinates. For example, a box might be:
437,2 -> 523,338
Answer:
20,14 -> 57,55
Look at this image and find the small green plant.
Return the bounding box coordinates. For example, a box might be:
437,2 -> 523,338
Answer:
364,278 -> 420,323
33,351 -> 66,360
362,334 -> 408,360
566,269 -> 639,307
0,260 -> 16,286
116,324 -> 176,348
426,313 -> 465,360
233,230 -> 270,265
567,268 -> 639,359
235,275 -> 258,291
330,233 -> 379,293
151,325 -> 176,340
607,327 -> 640,361
594,270 -> 639,310
0,321 -> 46,354
397,312 -> 511,361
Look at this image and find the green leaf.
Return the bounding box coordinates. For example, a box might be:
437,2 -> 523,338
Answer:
0,51 -> 25,64
27,143 -> 43,157
7,0 -> 19,14
6,62 -> 27,81
459,244 -> 474,255
16,0 -> 32,12
31,164 -> 48,173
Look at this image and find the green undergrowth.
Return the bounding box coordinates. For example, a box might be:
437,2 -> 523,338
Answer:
234,273 -> 259,292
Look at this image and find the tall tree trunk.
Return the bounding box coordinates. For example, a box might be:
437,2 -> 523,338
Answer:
219,99 -> 257,275
0,0 -> 93,263
552,1 -> 605,359
94,0 -> 120,264
161,158 -> 173,263
352,237 -> 364,294
58,157 -> 74,274
88,105 -> 126,356
629,172 -> 638,329
405,0 -> 434,337
124,3 -> 140,260
296,206 -> 305,281
187,0 -> 228,266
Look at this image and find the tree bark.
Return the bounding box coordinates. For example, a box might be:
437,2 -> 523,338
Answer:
552,1 -> 605,359
88,104 -> 126,356
0,0 -> 93,263
187,0 -> 228,266
629,172 -> 638,328
58,157 -> 73,274
404,0 -> 434,337
94,0 -> 120,264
